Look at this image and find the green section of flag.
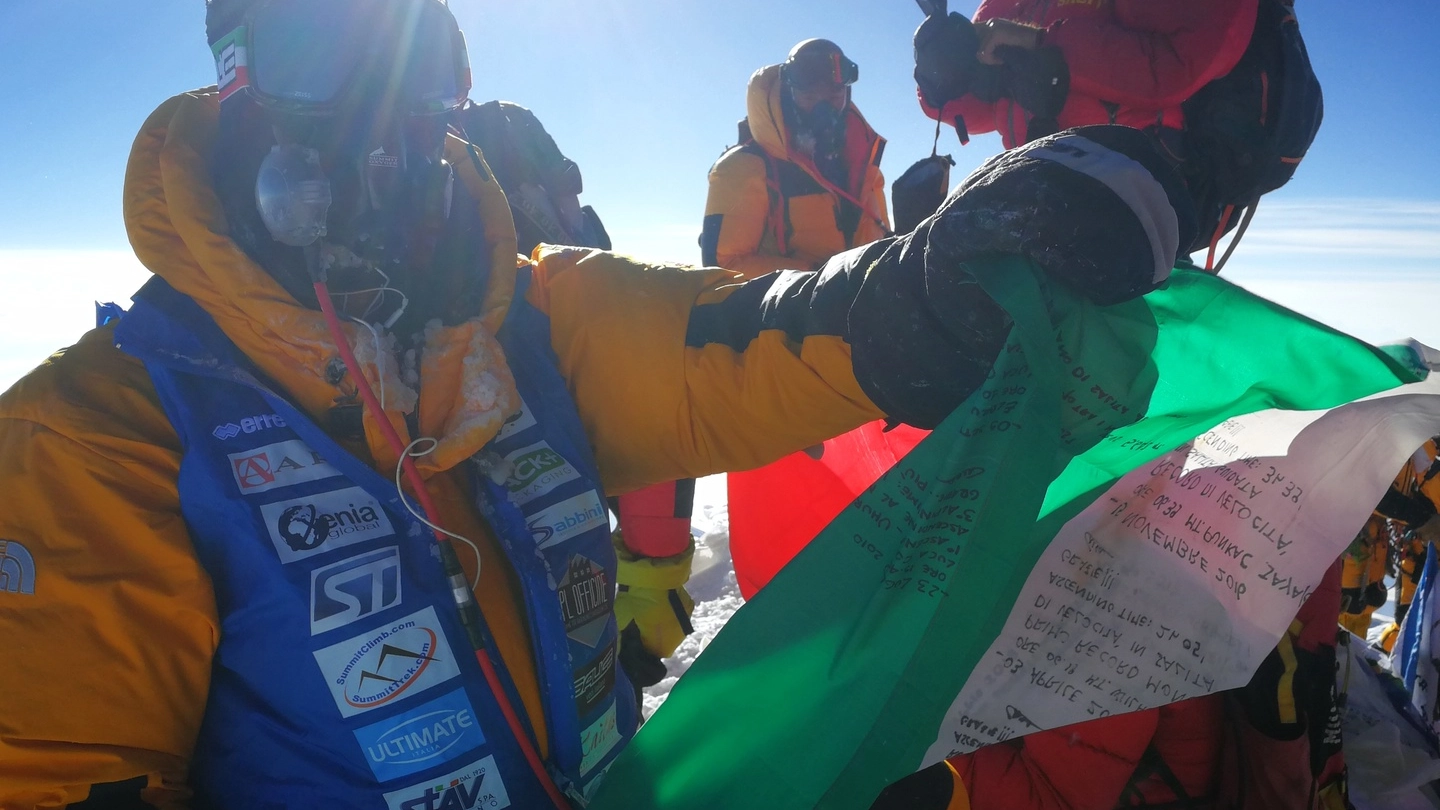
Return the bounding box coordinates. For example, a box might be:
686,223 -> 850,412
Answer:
590,262 -> 1417,810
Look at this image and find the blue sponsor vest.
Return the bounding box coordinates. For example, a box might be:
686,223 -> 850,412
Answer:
112,275 -> 634,808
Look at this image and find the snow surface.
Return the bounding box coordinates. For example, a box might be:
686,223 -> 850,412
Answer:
642,474 -> 743,717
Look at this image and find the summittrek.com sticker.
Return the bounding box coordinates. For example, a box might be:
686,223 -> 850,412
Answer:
312,606 -> 461,719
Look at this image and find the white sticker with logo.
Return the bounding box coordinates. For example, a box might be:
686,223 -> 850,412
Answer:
579,702 -> 621,776
527,491 -> 607,551
495,397 -> 537,441
260,486 -> 395,564
383,753 -> 511,810
228,439 -> 341,495
312,606 -> 461,718
353,688 -> 485,783
310,546 -> 403,635
502,441 -> 580,506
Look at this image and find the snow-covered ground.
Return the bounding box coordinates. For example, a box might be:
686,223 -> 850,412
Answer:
641,474 -> 742,715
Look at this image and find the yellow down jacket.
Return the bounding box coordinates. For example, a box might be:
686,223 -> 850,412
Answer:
702,64 -> 890,278
0,91 -> 886,807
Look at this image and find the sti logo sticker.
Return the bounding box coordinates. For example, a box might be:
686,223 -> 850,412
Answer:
228,439 -> 340,495
383,754 -> 511,810
311,546 -> 403,635
527,491 -> 607,551
353,688 -> 485,783
260,486 -> 394,563
501,441 -> 579,506
312,606 -> 461,718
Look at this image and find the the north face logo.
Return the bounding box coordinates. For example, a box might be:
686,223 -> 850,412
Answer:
0,540 -> 36,596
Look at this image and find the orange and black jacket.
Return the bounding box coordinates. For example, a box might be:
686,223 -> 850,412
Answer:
702,63 -> 890,279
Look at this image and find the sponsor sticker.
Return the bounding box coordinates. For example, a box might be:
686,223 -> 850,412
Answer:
260,486 -> 395,563
501,441 -> 580,506
572,641 -> 617,717
383,754 -> 511,810
228,439 -> 341,495
558,555 -> 611,647
211,27 -> 250,102
0,539 -> 36,596
579,702 -> 621,776
527,491 -> 607,551
212,412 -> 287,440
313,606 -> 461,718
311,546 -> 403,635
353,688 -> 485,783
495,398 -> 537,441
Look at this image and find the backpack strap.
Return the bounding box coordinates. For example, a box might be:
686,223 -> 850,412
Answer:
1117,743 -> 1208,810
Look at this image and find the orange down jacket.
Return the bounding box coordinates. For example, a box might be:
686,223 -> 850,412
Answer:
0,90 -> 887,807
702,64 -> 890,279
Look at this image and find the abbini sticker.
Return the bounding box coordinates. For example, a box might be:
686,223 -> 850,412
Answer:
312,606 -> 461,719
526,491 -> 607,551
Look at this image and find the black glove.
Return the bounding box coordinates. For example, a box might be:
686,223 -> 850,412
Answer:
618,622 -> 669,706
1340,587 -> 1365,615
994,44 -> 1070,142
1364,581 -> 1389,610
891,154 -> 956,235
913,12 -> 981,110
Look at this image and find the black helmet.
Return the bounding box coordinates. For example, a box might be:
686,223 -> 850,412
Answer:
782,39 -> 858,92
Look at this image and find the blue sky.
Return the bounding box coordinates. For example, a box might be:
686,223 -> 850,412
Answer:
0,1 -> 1437,386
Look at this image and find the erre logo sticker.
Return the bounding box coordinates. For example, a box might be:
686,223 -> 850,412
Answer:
501,441 -> 580,506
572,642 -> 617,717
579,702 -> 621,776
527,491 -> 607,551
311,546 -> 403,635
558,555 -> 611,647
495,398 -> 537,441
260,486 -> 394,563
211,412 -> 287,440
383,754 -> 512,810
0,540 -> 36,596
228,439 -> 341,495
353,688 -> 485,783
312,606 -> 461,718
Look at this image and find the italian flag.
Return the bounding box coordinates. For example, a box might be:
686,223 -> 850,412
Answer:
591,261 -> 1440,810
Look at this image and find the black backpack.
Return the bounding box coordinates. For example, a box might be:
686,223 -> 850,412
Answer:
1181,0 -> 1323,271
456,100 -> 612,256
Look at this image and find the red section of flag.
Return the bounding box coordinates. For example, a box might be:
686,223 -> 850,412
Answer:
729,420 -> 928,598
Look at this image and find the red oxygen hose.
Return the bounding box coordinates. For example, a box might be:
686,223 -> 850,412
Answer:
313,280 -> 570,810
